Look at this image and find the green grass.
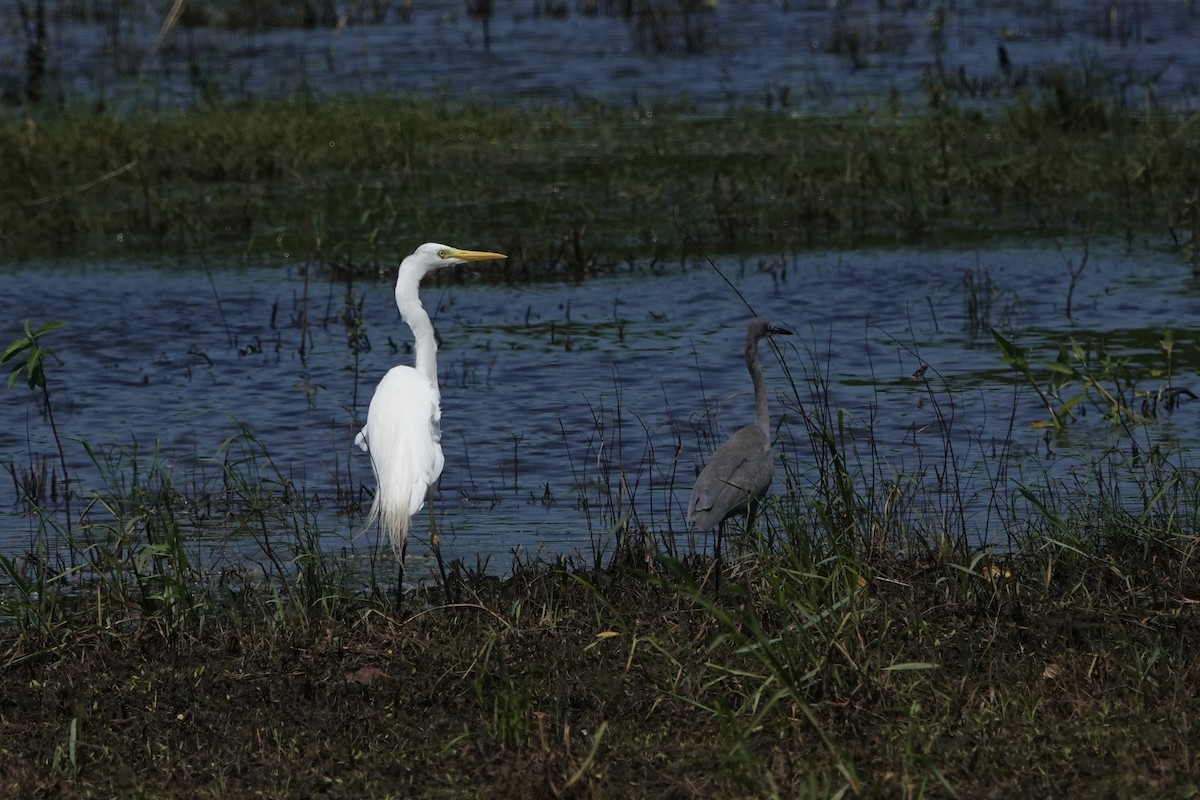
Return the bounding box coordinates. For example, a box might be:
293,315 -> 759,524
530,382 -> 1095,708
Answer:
2,90 -> 1198,274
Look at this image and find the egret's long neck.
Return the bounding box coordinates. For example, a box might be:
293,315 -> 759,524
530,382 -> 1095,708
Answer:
394,265 -> 438,389
746,333 -> 770,436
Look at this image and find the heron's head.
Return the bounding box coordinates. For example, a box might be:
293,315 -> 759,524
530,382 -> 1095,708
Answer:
404,242 -> 507,277
748,317 -> 793,340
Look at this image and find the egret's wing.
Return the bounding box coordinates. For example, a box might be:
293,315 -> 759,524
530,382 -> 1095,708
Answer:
358,365 -> 445,552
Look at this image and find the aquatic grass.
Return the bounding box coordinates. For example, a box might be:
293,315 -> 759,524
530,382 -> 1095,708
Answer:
991,323 -> 1196,432
769,327 -> 984,563
626,0 -> 715,56
0,530 -> 79,640
3,89 -> 1200,272
557,367 -> 690,570
200,425 -> 381,617
0,422 -> 376,650
1014,441 -> 1200,591
2,320 -> 71,532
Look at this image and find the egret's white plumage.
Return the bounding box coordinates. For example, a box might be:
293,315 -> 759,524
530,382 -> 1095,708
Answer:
355,367 -> 443,554
356,242 -> 506,559
688,317 -> 791,536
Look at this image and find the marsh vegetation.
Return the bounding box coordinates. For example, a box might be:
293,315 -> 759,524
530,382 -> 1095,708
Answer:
3,93 -> 1199,274
3,18 -> 1200,796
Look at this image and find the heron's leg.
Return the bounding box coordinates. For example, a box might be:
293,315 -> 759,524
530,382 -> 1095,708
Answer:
427,491 -> 451,600
713,521 -> 725,594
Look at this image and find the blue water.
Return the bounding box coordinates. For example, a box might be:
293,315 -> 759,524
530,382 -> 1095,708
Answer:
2,0 -> 1197,111
3,0 -> 1199,581
2,240 -> 1197,578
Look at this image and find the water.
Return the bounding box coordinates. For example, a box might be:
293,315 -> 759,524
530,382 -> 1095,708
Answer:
3,0 -> 1198,111
3,0 -> 1199,577
2,241 -> 1197,573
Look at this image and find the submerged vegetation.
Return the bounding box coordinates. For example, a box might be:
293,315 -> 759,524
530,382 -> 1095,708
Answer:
1,88 -> 1199,275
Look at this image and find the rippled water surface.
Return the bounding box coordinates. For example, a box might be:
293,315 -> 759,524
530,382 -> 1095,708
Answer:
2,0 -> 1198,109
3,241 -> 1198,574
4,1 -> 1200,575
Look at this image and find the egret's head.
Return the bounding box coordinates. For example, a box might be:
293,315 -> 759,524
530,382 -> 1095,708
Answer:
405,242 -> 507,276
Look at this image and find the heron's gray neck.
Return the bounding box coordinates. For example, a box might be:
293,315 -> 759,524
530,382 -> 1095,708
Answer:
395,268 -> 438,388
746,333 -> 769,436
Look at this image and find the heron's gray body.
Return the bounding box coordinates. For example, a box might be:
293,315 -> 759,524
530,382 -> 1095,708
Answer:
686,423 -> 774,530
687,317 -> 790,535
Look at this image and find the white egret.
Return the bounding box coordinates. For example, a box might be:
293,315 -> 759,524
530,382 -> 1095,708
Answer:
687,317 -> 792,557
355,243 -> 506,594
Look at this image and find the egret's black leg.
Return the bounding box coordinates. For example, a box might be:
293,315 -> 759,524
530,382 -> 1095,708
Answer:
395,565 -> 403,612
428,492 -> 451,601
395,538 -> 408,614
